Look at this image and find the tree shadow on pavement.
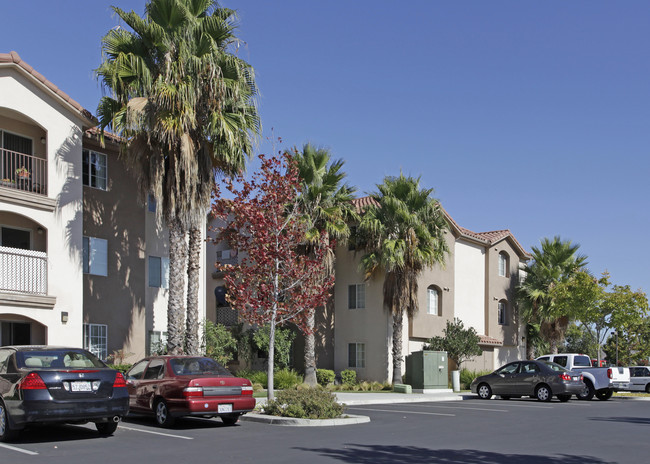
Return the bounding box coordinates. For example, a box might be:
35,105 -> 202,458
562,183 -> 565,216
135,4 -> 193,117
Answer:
294,445 -> 614,464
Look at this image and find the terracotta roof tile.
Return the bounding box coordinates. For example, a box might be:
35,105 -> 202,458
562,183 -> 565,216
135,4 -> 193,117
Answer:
351,196 -> 531,258
479,335 -> 503,346
0,51 -> 96,124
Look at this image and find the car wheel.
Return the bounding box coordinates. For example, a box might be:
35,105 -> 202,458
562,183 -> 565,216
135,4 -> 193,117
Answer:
155,400 -> 175,428
0,401 -> 18,443
596,390 -> 613,401
96,421 -> 119,436
477,383 -> 492,400
535,384 -> 552,402
577,380 -> 595,401
557,394 -> 571,402
645,384 -> 650,394
221,414 -> 239,426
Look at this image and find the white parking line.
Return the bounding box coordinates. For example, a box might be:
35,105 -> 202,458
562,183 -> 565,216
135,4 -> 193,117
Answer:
0,442 -> 39,455
420,404 -> 509,412
348,407 -> 454,417
488,402 -> 553,409
118,425 -> 193,439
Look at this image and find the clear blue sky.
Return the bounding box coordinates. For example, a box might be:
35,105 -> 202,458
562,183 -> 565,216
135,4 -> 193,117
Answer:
2,1 -> 648,294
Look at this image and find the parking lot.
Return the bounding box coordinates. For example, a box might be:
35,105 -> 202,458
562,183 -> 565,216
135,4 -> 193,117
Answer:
2,397 -> 648,464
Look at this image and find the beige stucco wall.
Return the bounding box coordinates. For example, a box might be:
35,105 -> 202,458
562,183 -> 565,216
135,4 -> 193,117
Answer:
454,240 -> 486,334
0,66 -> 87,346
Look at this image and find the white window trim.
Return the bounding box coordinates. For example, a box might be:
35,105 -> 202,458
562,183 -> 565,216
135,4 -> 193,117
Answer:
498,301 -> 507,325
84,323 -> 108,361
348,284 -> 365,310
348,342 -> 366,368
498,252 -> 509,277
83,236 -> 108,276
82,149 -> 108,191
427,287 -> 440,316
148,255 -> 170,289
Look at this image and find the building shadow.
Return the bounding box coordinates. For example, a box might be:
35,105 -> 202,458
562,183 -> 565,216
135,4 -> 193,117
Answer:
294,444 -> 614,464
590,416 -> 650,425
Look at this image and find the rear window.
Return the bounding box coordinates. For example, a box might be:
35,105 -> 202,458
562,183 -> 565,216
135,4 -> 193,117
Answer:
573,355 -> 592,367
541,361 -> 568,372
169,357 -> 232,376
16,350 -> 106,369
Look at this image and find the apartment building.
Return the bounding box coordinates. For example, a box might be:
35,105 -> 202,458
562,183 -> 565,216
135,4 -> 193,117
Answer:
0,52 -> 202,361
333,197 -> 531,382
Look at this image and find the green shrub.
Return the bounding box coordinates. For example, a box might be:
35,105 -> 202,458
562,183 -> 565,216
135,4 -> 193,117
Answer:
273,368 -> 303,389
108,363 -> 133,373
264,388 -> 344,419
316,369 -> 336,386
203,320 -> 237,365
459,368 -> 492,390
340,369 -> 357,385
235,369 -> 268,387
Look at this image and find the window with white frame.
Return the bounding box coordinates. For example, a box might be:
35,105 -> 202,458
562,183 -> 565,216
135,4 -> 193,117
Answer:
427,286 -> 441,315
148,256 -> 169,288
498,300 -> 507,325
348,284 -> 365,309
348,343 -> 365,368
82,149 -> 107,190
84,323 -> 108,360
148,330 -> 168,355
498,252 -> 509,277
83,236 -> 108,276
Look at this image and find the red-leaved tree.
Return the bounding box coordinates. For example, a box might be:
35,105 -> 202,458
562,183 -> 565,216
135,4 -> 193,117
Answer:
211,153 -> 334,400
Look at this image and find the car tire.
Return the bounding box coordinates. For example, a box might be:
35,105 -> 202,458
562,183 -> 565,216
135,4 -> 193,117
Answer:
0,401 -> 18,443
535,384 -> 552,402
221,414 -> 239,426
645,384 -> 650,394
96,421 -> 119,436
477,383 -> 492,400
557,394 -> 571,402
596,390 -> 613,401
155,400 -> 175,428
577,380 -> 595,401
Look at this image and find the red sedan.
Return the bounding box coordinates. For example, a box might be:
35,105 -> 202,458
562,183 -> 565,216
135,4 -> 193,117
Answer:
124,356 -> 254,427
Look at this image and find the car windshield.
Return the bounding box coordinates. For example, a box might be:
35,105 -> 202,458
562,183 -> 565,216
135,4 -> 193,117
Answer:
170,357 -> 232,376
16,350 -> 106,369
541,361 -> 568,372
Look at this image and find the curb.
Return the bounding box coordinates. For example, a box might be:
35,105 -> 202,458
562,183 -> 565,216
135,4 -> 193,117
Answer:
240,412 -> 370,426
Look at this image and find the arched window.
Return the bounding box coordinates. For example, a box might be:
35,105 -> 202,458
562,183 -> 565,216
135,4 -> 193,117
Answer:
498,252 -> 510,277
498,300 -> 508,325
427,286 -> 441,316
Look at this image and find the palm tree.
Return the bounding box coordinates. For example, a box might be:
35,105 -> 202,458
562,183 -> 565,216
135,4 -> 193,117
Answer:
96,0 -> 260,355
356,174 -> 449,385
518,236 -> 587,355
291,143 -> 357,386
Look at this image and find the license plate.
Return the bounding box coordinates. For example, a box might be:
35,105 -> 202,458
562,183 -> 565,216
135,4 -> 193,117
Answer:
572,376 -> 580,381
71,381 -> 92,392
218,404 -> 233,413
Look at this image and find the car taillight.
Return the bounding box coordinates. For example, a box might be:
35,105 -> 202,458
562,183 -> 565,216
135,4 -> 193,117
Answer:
559,373 -> 572,381
113,372 -> 127,388
607,368 -> 612,379
580,374 -> 584,381
183,386 -> 204,397
19,372 -> 47,390
241,385 -> 253,395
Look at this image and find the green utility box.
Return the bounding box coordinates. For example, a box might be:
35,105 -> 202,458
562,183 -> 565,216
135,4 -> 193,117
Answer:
405,350 -> 448,390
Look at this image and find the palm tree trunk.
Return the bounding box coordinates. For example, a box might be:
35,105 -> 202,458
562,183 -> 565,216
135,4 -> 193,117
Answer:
303,308 -> 317,386
167,219 -> 187,355
392,310 -> 404,385
185,226 -> 201,356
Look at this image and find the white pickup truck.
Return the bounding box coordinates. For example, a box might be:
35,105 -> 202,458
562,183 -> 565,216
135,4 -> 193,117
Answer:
536,353 -> 630,400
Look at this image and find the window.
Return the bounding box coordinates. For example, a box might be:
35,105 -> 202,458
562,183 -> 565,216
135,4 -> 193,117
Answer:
348,343 -> 365,368
498,252 -> 509,277
148,256 -> 169,288
427,286 -> 441,315
83,323 -> 107,360
553,356 -> 568,368
83,237 -> 108,276
348,284 -> 365,309
82,149 -> 107,190
143,359 -> 166,380
147,194 -> 156,213
496,362 -> 520,375
521,362 -> 540,374
148,330 -> 168,355
498,300 -> 507,325
126,360 -> 148,380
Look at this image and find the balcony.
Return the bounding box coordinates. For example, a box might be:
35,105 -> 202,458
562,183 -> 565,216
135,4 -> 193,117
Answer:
1,148 -> 47,196
0,246 -> 48,295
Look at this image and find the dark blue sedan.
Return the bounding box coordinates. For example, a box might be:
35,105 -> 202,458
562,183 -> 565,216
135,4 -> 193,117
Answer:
0,346 -> 129,442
